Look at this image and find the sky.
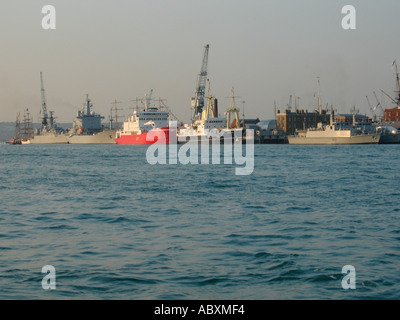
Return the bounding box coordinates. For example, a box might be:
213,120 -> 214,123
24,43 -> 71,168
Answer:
0,0 -> 400,123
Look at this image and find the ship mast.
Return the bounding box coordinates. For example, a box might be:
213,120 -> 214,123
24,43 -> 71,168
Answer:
226,87 -> 240,129
85,94 -> 92,115
40,72 -> 49,129
111,99 -> 122,130
317,77 -> 322,113
380,60 -> 400,108
205,78 -> 214,119
15,112 -> 21,140
394,60 -> 400,107
21,109 -> 34,141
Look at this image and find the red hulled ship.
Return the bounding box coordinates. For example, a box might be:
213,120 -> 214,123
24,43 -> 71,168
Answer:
114,90 -> 171,145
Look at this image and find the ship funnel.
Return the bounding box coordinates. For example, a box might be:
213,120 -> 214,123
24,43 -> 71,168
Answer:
214,98 -> 218,118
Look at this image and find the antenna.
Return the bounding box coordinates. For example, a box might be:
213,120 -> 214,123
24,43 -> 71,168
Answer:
242,100 -> 246,123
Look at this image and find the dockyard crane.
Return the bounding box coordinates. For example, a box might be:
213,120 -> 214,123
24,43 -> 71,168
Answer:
380,89 -> 397,105
287,95 -> 292,111
40,72 -> 49,129
191,44 -> 209,122
366,95 -> 373,113
373,91 -> 381,110
366,95 -> 377,122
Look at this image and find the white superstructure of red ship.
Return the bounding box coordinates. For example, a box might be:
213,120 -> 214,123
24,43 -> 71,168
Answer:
114,90 -> 171,145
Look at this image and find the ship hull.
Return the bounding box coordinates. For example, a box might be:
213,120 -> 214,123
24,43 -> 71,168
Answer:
379,134 -> 400,144
66,130 -> 116,144
288,134 -> 381,145
29,130 -> 116,144
115,128 -> 170,145
29,133 -> 68,144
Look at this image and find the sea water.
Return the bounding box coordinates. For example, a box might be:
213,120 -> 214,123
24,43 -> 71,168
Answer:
0,144 -> 399,299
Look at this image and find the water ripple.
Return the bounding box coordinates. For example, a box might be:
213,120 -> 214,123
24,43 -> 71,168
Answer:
1,144 -> 400,299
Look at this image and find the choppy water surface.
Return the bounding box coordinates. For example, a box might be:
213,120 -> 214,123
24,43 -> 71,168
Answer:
0,144 -> 399,299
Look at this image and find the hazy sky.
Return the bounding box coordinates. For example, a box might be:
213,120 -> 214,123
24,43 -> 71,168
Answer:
1,0 -> 400,123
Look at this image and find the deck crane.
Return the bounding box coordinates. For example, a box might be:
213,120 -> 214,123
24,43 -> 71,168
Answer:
144,89 -> 153,111
191,44 -> 209,122
40,72 -> 49,130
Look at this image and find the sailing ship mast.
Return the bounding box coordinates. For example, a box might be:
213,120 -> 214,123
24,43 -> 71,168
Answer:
380,60 -> 400,109
394,60 -> 400,107
20,109 -> 34,141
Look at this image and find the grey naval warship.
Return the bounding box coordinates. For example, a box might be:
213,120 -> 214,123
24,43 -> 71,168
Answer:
29,73 -> 115,144
288,114 -> 381,145
65,95 -> 116,144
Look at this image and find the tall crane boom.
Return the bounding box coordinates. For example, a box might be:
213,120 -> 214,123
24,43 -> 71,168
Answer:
366,96 -> 373,112
373,91 -> 381,107
40,72 -> 49,128
366,95 -> 378,122
191,44 -> 209,121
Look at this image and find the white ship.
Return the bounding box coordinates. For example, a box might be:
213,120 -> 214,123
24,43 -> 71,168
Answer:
178,90 -> 243,143
177,44 -> 243,144
288,114 -> 381,145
